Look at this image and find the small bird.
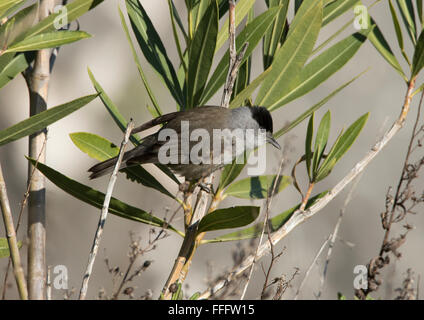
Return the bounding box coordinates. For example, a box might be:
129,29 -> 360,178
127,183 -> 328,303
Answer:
88,106 -> 280,181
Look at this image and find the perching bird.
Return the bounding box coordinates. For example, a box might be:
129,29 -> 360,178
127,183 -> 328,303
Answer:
88,106 -> 280,181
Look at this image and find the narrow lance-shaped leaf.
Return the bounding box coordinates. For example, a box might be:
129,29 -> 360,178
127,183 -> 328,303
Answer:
274,69 -> 368,139
187,0 -> 218,109
396,0 -> 417,45
255,0 -> 323,110
322,0 -> 359,26
224,175 -> 291,199
0,94 -> 98,146
197,206 -> 260,234
229,67 -> 271,109
87,68 -> 141,145
312,110 -> 331,180
315,113 -> 369,181
412,29 -> 424,77
262,0 -> 290,69
26,158 -> 183,236
0,0 -> 25,20
0,2 -> 39,49
3,31 -> 91,54
202,192 -> 327,243
21,0 -> 103,39
118,6 -> 161,117
200,7 -> 280,105
305,114 -> 314,181
369,17 -> 407,82
218,150 -> 250,191
126,0 -> 184,107
418,0 -> 424,26
0,53 -> 30,89
70,132 -> 175,199
272,29 -> 372,109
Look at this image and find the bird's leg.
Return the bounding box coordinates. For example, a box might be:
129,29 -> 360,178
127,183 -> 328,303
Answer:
198,181 -> 215,195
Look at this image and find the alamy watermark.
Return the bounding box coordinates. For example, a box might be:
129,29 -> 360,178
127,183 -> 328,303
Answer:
157,121 -> 268,176
353,5 -> 369,30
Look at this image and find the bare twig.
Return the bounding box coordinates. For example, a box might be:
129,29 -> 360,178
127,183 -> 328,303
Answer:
2,135 -> 47,300
294,235 -> 331,300
0,164 -> 28,300
317,173 -> 363,299
79,120 -> 134,300
199,78 -> 417,300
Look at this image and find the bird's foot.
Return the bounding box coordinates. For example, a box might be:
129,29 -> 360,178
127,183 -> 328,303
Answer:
199,182 -> 214,194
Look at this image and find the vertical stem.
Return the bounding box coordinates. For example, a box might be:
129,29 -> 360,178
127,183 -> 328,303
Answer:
25,0 -> 56,300
0,165 -> 28,300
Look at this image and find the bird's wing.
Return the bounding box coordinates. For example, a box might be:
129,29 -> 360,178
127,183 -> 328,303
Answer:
131,111 -> 182,134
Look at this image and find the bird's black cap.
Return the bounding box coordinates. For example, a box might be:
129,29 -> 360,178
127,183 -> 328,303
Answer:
249,106 -> 273,133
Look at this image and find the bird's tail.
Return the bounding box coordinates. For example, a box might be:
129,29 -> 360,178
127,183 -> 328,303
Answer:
88,148 -> 137,179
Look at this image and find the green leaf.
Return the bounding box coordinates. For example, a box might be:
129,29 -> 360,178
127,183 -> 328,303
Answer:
70,132 -> 174,199
3,31 -> 91,53
229,67 -> 271,109
412,29 -> 424,77
203,192 -> 327,243
187,0 -> 218,109
118,6 -> 161,117
215,0 -> 256,52
27,158 -> 182,235
189,292 -> 201,300
312,110 -> 331,179
87,68 -> 180,185
255,0 -> 323,110
224,175 -> 291,199
0,2 -> 38,48
218,150 -> 250,191
418,0 -> 423,26
315,113 -> 369,181
369,17 -> 407,81
200,7 -> 280,105
396,0 -> 417,45
0,238 -> 22,258
87,68 -> 141,145
197,206 -> 260,233
0,0 -> 25,19
262,0 -> 290,69
305,114 -> 314,181
0,53 -> 29,89
274,69 -> 367,139
323,0 -> 359,26
273,30 -> 371,109
388,0 -> 404,57
0,94 -> 98,146
126,0 -> 184,107
23,0 -> 103,39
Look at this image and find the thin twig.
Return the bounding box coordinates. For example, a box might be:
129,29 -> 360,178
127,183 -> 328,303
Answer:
79,120 -> 134,300
0,164 -> 28,300
198,78 -> 417,300
294,235 -> 331,300
1,135 -> 47,300
316,173 -> 362,299
240,157 -> 285,300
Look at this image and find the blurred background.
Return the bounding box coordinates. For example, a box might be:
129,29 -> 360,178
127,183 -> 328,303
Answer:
1,0 -> 423,299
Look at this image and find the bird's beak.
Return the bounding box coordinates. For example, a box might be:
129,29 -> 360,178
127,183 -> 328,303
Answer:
266,133 -> 281,150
